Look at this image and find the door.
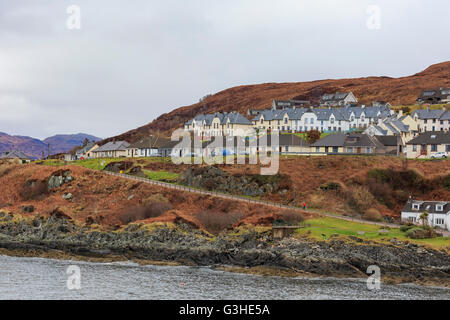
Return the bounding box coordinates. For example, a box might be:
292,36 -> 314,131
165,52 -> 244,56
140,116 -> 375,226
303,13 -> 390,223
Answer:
357,147 -> 361,154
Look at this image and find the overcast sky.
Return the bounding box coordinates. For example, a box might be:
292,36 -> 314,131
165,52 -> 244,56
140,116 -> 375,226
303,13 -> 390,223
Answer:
0,0 -> 449,139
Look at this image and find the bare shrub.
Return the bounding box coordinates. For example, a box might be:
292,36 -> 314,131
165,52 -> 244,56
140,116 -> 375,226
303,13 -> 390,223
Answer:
279,211 -> 305,225
196,211 -> 244,234
20,180 -> 48,201
363,208 -> 383,222
142,193 -> 169,206
118,202 -> 173,224
0,164 -> 12,178
347,186 -> 375,213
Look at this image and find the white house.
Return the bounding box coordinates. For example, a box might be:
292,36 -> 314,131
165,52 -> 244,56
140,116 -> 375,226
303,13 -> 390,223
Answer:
401,200 -> 450,231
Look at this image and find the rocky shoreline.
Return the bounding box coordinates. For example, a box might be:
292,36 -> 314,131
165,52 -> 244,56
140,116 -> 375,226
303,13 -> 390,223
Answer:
0,213 -> 449,288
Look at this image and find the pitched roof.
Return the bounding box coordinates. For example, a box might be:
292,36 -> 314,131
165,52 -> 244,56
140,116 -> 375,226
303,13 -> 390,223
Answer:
257,134 -> 310,147
374,135 -> 400,146
0,150 -> 33,160
411,109 -> 445,119
75,142 -> 97,156
311,133 -> 379,148
402,200 -> 450,215
94,141 -> 130,152
128,136 -> 170,149
186,112 -> 252,126
406,132 -> 450,145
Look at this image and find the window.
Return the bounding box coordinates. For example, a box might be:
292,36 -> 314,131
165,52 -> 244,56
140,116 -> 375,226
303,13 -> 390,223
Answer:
436,205 -> 443,211
284,118 -> 288,124
316,147 -> 320,152
408,217 -> 415,222
347,147 -> 353,153
330,118 -> 335,124
260,119 -> 263,124
431,145 -> 438,152
413,204 -> 420,210
285,146 -> 289,152
424,119 -> 428,124
366,147 -> 371,153
435,218 -> 444,225
446,145 -> 450,152
310,118 -> 314,124
333,147 -> 338,153
412,145 -> 417,152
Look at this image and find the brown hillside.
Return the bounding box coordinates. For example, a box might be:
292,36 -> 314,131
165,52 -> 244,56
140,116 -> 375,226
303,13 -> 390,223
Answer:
105,61 -> 450,143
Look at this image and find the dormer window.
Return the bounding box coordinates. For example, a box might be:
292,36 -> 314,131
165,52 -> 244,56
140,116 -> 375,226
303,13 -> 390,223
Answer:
412,203 -> 420,210
436,204 -> 443,212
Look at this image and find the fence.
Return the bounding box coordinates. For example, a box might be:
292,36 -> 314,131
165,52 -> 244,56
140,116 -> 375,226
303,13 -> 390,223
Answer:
103,170 -> 300,210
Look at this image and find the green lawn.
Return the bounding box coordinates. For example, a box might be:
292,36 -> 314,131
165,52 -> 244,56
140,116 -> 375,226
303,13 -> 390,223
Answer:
297,217 -> 450,249
142,170 -> 179,182
391,104 -> 449,115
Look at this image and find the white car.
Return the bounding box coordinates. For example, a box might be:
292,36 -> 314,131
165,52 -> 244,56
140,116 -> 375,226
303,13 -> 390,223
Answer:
430,152 -> 448,159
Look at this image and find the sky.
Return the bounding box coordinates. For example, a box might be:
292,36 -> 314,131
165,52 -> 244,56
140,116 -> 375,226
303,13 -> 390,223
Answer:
0,0 -> 449,140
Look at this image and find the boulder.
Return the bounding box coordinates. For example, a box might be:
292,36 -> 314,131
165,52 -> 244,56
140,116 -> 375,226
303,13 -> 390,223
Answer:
47,170 -> 74,189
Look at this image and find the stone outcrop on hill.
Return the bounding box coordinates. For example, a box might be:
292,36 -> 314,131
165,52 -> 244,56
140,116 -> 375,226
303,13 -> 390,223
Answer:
178,166 -> 291,197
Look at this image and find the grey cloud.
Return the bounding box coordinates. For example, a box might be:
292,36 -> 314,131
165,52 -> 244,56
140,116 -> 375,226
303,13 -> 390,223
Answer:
0,0 -> 448,139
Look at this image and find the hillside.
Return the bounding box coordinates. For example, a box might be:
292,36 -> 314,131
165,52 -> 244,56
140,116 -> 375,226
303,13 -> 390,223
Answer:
104,61 -> 450,143
0,132 -> 101,159
43,133 -> 101,155
0,132 -> 46,160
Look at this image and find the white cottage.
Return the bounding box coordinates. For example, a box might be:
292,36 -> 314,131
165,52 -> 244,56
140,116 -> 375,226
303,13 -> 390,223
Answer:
401,200 -> 450,231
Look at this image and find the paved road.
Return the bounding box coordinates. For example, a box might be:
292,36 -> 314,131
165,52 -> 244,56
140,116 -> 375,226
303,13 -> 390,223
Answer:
104,171 -> 450,236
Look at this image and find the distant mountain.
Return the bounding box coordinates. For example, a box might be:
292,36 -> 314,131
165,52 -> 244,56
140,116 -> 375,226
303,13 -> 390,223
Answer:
43,133 -> 101,155
0,132 -> 101,159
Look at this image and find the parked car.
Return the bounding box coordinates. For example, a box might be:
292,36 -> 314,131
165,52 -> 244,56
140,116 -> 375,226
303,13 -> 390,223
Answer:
212,149 -> 235,156
430,152 -> 448,159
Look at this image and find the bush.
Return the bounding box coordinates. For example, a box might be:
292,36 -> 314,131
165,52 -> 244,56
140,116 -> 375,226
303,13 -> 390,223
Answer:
400,224 -> 414,232
20,180 -> 48,201
306,130 -> 321,144
347,186 -> 375,213
0,164 -> 12,178
405,227 -> 437,239
196,211 -> 244,234
444,175 -> 450,190
279,211 -> 305,225
363,208 -> 383,222
118,202 -> 173,224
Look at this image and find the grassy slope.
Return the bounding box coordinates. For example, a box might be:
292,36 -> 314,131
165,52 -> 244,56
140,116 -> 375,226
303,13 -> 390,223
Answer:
297,217 -> 449,249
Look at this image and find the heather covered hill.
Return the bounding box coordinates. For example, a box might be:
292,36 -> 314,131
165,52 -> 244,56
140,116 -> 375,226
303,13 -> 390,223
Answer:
43,133 -> 101,155
104,61 -> 450,143
0,132 -> 101,159
0,132 -> 46,159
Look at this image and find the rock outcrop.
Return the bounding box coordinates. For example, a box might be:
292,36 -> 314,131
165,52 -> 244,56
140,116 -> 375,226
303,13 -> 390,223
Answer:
178,166 -> 290,197
0,213 -> 448,286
